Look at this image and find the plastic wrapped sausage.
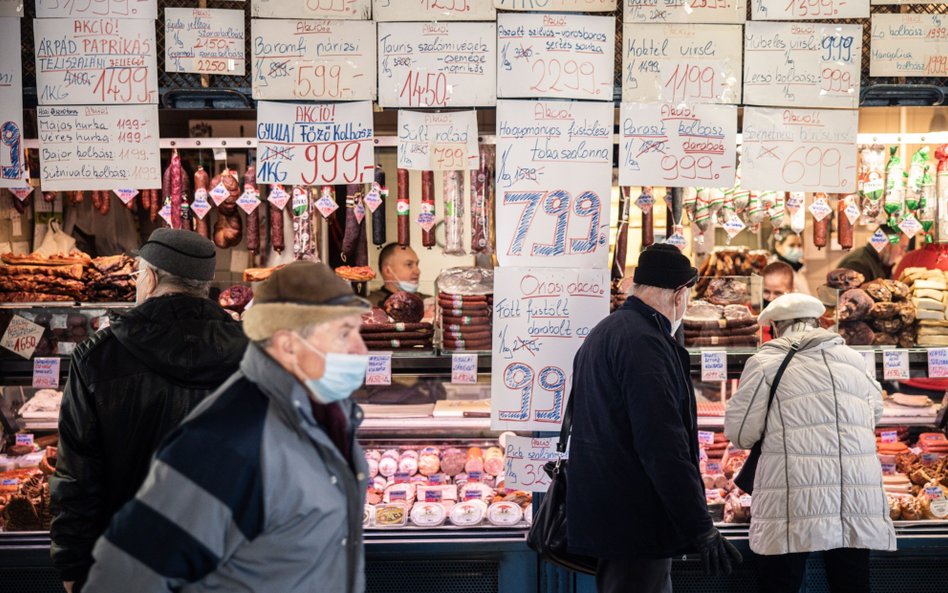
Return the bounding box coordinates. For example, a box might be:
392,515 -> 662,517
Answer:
397,168 -> 410,247
269,185 -> 286,253
245,165 -> 260,254
148,189 -> 159,222
471,145 -> 493,255
193,167 -> 210,238
292,186 -> 314,260
372,167 -> 386,247
421,170 -> 435,249
812,193 -> 829,250
443,170 -> 465,256
838,194 -> 855,250
169,151 -> 184,229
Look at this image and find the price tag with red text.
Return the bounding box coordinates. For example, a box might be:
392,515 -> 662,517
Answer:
1,316 -> 45,360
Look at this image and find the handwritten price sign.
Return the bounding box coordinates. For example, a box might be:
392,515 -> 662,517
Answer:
619,102 -> 737,188
744,22 -> 861,109
752,0 -> 869,19
38,104 -> 161,191
34,18 -> 158,105
740,107 -> 858,193
256,100 -> 375,186
397,110 -> 479,171
495,100 -> 613,268
504,435 -> 567,493
497,13 -> 614,101
165,8 -> 244,75
0,18 -> 27,188
1,315 -> 45,360
374,0 -> 496,20
378,21 -> 497,108
622,23 -> 742,104
251,19 -> 376,101
36,0 -> 157,18
870,14 -> 948,77
624,0 -> 747,24
491,267 -> 609,431
250,0 -> 371,19
495,0 -> 617,10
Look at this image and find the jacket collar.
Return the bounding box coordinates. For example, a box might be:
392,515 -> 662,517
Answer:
623,295 -> 673,335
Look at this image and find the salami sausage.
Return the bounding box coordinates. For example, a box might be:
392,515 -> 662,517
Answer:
612,186 -> 631,281
838,194 -> 854,250
245,165 -> 259,253
397,168 -> 410,246
169,151 -> 183,229
444,170 -> 465,255
813,192 -> 829,249
148,189 -> 159,222
213,211 -> 243,249
72,191 -> 84,205
372,167 -> 386,247
421,170 -> 435,249
193,167 -> 210,238
342,184 -> 362,260
471,145 -> 493,254
269,185 -> 286,253
91,190 -> 103,212
100,190 -> 111,216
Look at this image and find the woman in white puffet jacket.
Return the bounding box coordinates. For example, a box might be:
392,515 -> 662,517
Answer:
725,293 -> 896,593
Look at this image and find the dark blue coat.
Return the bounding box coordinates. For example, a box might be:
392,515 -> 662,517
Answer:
566,296 -> 712,559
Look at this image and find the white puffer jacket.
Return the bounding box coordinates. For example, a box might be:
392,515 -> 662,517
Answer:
724,329 -> 897,555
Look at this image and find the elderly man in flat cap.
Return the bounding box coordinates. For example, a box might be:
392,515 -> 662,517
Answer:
567,244 -> 742,593
51,229 -> 248,593
84,261 -> 371,593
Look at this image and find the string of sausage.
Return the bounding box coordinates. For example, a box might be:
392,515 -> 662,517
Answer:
342,184 -> 362,263
269,185 -> 285,253
838,194 -> 854,250
471,145 -> 493,255
397,168 -> 410,246
421,170 -> 435,248
194,166 -> 210,238
641,186 -> 655,248
612,186 -> 631,282
170,151 -> 183,229
444,170 -> 465,255
244,165 -> 259,254
813,192 -> 829,250
372,167 -> 386,247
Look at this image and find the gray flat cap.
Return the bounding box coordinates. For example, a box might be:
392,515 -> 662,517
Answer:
139,228 -> 216,281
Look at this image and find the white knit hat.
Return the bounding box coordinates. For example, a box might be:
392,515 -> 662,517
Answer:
758,293 -> 826,325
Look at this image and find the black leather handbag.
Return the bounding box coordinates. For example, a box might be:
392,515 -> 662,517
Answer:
526,395 -> 597,575
734,341 -> 800,494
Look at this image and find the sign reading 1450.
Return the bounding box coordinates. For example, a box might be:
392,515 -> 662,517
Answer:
504,189 -> 605,257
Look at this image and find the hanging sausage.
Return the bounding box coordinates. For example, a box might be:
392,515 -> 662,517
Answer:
397,168 -> 410,247
371,167 -> 387,247
443,170 -> 465,256
420,170 -> 436,249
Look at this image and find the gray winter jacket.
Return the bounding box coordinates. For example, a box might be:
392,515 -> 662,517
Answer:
724,329 -> 896,555
83,343 -> 368,593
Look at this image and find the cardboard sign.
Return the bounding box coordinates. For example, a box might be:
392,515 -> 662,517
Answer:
0,17 -> 28,188
870,14 -> 948,78
250,0 -> 371,19
32,357 -> 60,388
452,353 -> 479,384
378,21 -> 497,108
491,267 -> 609,431
365,353 -> 392,386
740,107 -> 858,193
495,100 -> 613,268
37,104 -> 160,191
497,13 -> 615,101
495,0 -> 617,10
701,350 -> 727,382
928,348 -> 948,379
883,349 -> 910,381
251,19 -> 376,101
374,0 -> 496,20
503,435 -> 566,493
751,0 -> 869,19
165,8 -> 245,76
255,100 -> 375,186
623,0 -> 747,24
619,102 -> 737,188
36,0 -> 157,18
744,22 -> 862,109
0,1 -> 22,17
1,315 -> 45,359
34,18 -> 158,105
397,110 -> 479,171
622,23 -> 742,104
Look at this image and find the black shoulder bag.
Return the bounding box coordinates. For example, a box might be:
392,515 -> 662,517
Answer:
526,394 -> 597,575
733,341 -> 801,495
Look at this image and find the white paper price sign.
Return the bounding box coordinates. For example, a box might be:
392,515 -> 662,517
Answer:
452,353 -> 479,384
622,23 -> 742,104
255,100 -> 375,186
495,100 -> 613,268
38,104 -> 161,191
365,353 -> 392,386
165,8 -> 245,76
0,1 -> 22,17
36,0 -> 156,18
0,18 -> 28,188
744,22 -> 862,109
1,315 -> 45,360
623,0 -> 747,24
619,102 -> 737,188
34,18 -> 158,105
870,14 -> 948,78
251,19 -> 376,101
378,22 -> 497,108
497,13 -> 615,101
751,0 -> 869,20
928,348 -> 948,378
250,0 -> 371,19
491,267 -> 609,431
503,435 -> 566,493
740,107 -> 858,193
397,110 -> 479,171
495,0 -> 617,9
883,349 -> 910,381
701,350 -> 727,382
374,0 -> 496,21
32,357 -> 60,388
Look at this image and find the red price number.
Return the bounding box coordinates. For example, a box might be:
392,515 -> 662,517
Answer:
661,155 -> 719,182
93,67 -> 152,103
787,0 -> 839,17
194,38 -> 234,51
498,363 -> 567,424
820,68 -> 853,94
295,64 -> 344,99
302,140 -> 371,185
663,63 -> 718,103
781,146 -> 846,189
505,190 -> 603,257
400,71 -> 448,107
197,59 -> 230,73
531,59 -> 600,96
690,0 -> 731,7
432,145 -> 465,169
306,0 -> 357,13
513,462 -> 550,489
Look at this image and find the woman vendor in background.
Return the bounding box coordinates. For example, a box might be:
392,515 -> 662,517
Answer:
770,229 -> 811,296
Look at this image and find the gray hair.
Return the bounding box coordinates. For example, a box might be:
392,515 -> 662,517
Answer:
140,259 -> 211,299
773,318 -> 819,337
254,323 -> 320,350
629,283 -> 676,297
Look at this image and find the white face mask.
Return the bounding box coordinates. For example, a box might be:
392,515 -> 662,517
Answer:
670,289 -> 685,336
387,267 -> 419,294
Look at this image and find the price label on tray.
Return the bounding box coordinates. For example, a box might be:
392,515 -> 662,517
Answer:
707,462 -> 722,474
698,431 -> 716,445
882,349 -> 910,381
451,353 -> 478,385
880,431 -> 898,444
365,353 -> 392,386
928,348 -> 948,378
881,462 -> 896,475
32,357 -> 60,388
740,494 -> 753,508
1,315 -> 45,360
15,433 -> 34,447
925,486 -> 945,501
701,351 -> 727,382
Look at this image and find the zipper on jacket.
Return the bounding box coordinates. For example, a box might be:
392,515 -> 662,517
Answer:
821,350 -> 846,549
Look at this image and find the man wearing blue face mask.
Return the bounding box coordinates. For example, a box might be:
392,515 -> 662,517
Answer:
84,261 -> 372,593
368,243 -> 428,306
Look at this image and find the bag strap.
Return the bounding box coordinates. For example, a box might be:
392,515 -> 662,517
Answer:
557,393 -> 573,454
760,340 -> 802,436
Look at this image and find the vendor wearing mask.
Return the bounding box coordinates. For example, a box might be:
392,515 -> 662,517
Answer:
368,243 -> 428,306
771,230 -> 811,295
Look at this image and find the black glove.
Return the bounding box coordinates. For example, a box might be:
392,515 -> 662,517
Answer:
695,527 -> 743,577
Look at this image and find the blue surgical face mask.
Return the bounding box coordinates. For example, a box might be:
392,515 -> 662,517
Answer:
295,336 -> 369,404
397,280 -> 419,293
782,247 -> 804,264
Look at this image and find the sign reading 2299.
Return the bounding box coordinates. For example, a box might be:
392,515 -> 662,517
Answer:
503,189 -> 606,257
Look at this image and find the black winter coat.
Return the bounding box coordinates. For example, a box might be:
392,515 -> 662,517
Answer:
49,295 -> 248,585
566,296 -> 712,559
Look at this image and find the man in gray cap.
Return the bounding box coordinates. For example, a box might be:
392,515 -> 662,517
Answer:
84,261 -> 371,593
50,229 -> 248,593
